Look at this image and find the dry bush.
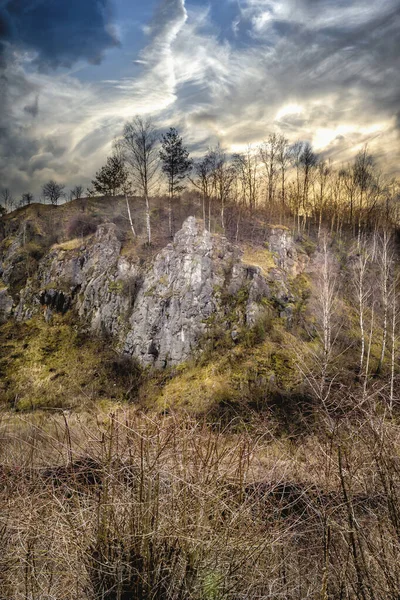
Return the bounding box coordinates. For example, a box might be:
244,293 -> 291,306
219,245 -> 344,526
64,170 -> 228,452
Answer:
66,213 -> 100,239
0,406 -> 400,599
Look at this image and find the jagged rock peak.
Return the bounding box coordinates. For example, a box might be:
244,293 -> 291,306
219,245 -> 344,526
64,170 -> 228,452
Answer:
124,217 -> 269,368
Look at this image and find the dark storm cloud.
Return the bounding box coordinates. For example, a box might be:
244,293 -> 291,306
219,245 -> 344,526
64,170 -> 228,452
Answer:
0,0 -> 119,69
0,0 -> 120,196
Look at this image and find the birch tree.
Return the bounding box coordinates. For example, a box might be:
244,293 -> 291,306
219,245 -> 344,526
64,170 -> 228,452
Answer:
353,242 -> 371,375
315,161 -> 331,238
299,142 -> 318,228
232,147 -> 259,212
121,117 -> 159,245
353,146 -> 374,245
315,236 -> 338,401
209,146 -> 235,232
390,275 -> 398,411
191,152 -> 214,231
276,135 -> 290,211
377,231 -> 395,373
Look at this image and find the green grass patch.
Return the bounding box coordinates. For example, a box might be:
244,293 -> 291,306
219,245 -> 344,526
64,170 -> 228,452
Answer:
0,316 -> 142,411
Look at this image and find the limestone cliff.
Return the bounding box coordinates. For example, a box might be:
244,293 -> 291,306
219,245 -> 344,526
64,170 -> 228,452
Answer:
1,216 -> 306,368
123,217 -> 269,367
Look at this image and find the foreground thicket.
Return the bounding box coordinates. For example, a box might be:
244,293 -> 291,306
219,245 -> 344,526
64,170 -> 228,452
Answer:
1,402 -> 400,600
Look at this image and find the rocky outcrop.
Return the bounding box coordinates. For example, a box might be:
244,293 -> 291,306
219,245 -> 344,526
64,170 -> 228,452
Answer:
0,288 -> 13,323
16,223 -> 136,338
124,217 -> 269,367
2,217 -> 307,368
267,226 -> 308,276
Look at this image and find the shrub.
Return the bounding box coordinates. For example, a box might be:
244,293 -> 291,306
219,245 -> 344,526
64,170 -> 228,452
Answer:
23,241 -> 47,261
66,213 -> 100,239
242,310 -> 274,347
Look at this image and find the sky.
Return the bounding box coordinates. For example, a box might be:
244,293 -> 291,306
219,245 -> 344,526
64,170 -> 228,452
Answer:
0,0 -> 399,198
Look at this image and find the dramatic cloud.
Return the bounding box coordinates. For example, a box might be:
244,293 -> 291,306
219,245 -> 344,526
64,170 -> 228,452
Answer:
0,0 -> 118,68
0,0 -> 119,196
0,0 -> 399,198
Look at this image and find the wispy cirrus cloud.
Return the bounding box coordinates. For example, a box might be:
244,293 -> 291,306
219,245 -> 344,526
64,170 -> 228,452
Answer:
0,0 -> 399,198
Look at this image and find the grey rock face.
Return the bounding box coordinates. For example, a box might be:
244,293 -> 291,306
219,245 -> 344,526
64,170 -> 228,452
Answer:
16,224 -> 137,340
0,288 -> 13,323
0,221 -> 41,288
268,226 -> 308,276
6,217 -> 306,369
124,217 -> 270,367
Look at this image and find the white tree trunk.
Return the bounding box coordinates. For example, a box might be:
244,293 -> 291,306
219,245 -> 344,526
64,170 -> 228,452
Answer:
125,195 -> 136,238
145,195 -> 151,245
390,280 -> 397,411
379,232 -> 390,372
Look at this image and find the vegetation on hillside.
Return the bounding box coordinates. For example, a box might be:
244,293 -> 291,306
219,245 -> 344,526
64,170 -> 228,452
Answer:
0,121 -> 399,598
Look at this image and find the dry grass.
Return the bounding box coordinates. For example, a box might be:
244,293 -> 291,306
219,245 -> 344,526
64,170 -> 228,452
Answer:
1,403 -> 400,599
51,237 -> 84,251
241,244 -> 276,275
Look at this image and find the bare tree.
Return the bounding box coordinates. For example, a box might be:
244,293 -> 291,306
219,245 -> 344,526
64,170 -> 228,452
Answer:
209,145 -> 235,232
121,117 -> 159,245
377,231 -> 394,373
315,161 -> 331,237
276,134 -> 290,211
303,236 -> 339,409
353,242 -> 371,375
260,134 -> 280,208
232,146 -> 259,212
42,180 -> 65,206
353,146 -> 374,245
1,188 -> 14,212
389,274 -> 398,410
191,152 -> 215,231
300,142 -> 318,228
70,185 -> 84,200
339,165 -> 357,231
20,192 -> 34,206
289,141 -> 304,230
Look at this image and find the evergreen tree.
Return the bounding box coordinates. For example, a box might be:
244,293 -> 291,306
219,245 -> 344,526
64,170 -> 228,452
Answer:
159,128 -> 192,236
91,154 -> 129,197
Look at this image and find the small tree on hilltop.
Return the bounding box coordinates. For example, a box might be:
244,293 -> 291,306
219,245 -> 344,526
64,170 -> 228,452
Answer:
159,127 -> 192,236
91,154 -> 129,197
70,185 -> 84,200
20,192 -> 34,206
42,180 -> 65,205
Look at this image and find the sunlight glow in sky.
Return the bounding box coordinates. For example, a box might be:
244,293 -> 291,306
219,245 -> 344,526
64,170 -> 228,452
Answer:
0,0 -> 399,196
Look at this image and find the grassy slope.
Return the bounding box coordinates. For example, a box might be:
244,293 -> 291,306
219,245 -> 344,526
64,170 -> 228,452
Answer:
1,202 -> 400,598
0,316 -> 141,411
0,197 -> 394,422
